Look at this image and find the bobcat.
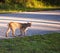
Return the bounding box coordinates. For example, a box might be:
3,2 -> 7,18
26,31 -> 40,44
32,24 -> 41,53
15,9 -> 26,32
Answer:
6,22 -> 31,37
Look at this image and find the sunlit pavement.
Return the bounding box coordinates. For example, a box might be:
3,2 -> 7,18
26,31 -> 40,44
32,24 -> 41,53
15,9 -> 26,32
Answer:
0,11 -> 60,38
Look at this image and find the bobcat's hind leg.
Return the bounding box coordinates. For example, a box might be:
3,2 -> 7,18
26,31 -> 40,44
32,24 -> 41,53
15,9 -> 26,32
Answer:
6,27 -> 10,37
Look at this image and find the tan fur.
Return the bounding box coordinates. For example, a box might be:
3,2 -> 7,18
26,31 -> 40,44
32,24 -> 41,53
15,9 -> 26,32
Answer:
6,22 -> 31,37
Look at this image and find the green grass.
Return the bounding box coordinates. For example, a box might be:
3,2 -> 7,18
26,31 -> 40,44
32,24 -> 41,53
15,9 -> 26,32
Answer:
0,7 -> 60,14
0,33 -> 60,53
0,0 -> 60,13
0,2 -> 60,13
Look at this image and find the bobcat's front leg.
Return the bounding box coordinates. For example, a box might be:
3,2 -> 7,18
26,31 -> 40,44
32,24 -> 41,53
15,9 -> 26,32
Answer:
20,28 -> 26,36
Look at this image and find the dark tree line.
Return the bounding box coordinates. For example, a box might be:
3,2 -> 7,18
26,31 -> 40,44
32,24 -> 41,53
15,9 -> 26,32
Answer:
37,0 -> 60,6
0,0 -> 60,10
0,0 -> 60,6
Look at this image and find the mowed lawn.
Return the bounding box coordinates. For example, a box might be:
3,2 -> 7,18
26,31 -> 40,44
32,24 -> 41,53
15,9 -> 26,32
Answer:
0,33 -> 60,53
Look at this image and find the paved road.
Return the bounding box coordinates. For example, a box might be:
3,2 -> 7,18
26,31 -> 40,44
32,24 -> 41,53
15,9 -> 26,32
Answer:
0,11 -> 60,38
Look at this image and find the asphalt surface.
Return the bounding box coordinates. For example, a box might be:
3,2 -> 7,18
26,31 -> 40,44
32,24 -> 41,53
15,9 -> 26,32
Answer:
0,10 -> 60,38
